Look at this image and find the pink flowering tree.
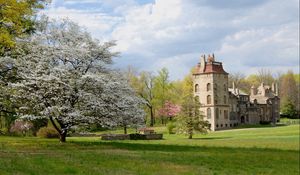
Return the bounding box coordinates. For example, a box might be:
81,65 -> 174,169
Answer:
158,101 -> 181,124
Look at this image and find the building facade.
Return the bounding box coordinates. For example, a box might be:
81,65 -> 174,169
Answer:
193,54 -> 280,131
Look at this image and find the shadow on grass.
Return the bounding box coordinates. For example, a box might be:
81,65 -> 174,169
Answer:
232,124 -> 287,130
69,140 -> 296,153
192,137 -> 232,140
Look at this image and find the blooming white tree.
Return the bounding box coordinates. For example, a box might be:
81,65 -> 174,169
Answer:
109,73 -> 145,134
10,17 -> 145,142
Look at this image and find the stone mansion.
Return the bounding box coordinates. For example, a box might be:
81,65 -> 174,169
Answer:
193,54 -> 280,131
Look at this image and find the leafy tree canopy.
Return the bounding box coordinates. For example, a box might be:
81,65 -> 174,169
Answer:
0,0 -> 47,54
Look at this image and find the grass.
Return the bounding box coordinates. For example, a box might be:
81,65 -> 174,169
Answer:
0,125 -> 299,175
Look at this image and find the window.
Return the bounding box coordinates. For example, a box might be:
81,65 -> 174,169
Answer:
224,95 -> 227,104
195,84 -> 199,93
214,84 -> 218,91
207,95 -> 211,104
224,110 -> 228,119
221,124 -> 223,127
207,83 -> 211,91
216,124 -> 219,128
216,108 -> 219,119
207,108 -> 211,119
225,124 -> 228,127
224,84 -> 226,91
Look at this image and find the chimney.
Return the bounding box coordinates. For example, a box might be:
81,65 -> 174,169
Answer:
271,82 -> 275,92
232,82 -> 236,94
275,82 -> 279,96
251,85 -> 257,96
259,82 -> 265,96
261,87 -> 266,97
200,55 -> 206,72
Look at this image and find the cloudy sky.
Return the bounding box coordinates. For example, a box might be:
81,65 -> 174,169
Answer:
42,0 -> 299,80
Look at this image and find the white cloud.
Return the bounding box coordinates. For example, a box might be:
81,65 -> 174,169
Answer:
42,6 -> 122,40
41,0 -> 299,79
64,0 -> 103,4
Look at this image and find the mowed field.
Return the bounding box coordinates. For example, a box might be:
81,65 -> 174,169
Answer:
0,125 -> 299,175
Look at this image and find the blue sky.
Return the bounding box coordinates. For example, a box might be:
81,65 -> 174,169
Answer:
42,0 -> 299,80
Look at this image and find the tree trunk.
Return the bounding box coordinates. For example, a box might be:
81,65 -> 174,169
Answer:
188,133 -> 192,139
59,132 -> 67,142
124,126 -> 127,134
150,107 -> 154,127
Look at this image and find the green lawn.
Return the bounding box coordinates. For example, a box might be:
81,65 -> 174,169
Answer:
0,125 -> 299,175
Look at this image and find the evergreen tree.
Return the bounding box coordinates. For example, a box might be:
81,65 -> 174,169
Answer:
176,95 -> 209,139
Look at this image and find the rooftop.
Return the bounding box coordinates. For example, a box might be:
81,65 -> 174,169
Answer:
193,54 -> 228,75
228,88 -> 248,96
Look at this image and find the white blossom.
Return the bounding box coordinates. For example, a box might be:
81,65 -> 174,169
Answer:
9,17 -> 145,141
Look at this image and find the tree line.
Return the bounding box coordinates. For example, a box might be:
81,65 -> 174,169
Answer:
124,66 -> 299,127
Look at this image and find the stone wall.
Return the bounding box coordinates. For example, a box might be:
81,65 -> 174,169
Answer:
101,134 -> 163,140
101,134 -> 130,140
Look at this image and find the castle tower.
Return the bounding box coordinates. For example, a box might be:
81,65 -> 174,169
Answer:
193,54 -> 230,131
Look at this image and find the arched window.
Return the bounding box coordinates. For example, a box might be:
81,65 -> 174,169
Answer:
207,95 -> 211,104
207,108 -> 211,119
224,84 -> 226,91
195,84 -> 199,93
224,95 -> 227,104
207,83 -> 211,91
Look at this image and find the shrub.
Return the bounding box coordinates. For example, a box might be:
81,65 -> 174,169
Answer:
260,121 -> 271,125
31,118 -> 48,136
0,128 -> 8,135
167,122 -> 176,134
281,99 -> 298,119
9,120 -> 34,136
36,127 -> 59,138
